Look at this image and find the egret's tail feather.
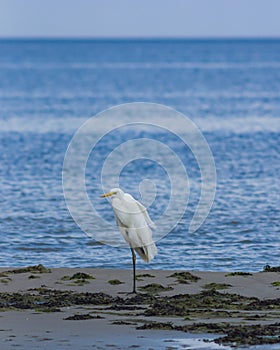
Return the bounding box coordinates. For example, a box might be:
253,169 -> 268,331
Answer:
135,242 -> 157,263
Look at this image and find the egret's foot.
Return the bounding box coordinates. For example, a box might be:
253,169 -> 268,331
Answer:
126,290 -> 137,296
118,290 -> 137,295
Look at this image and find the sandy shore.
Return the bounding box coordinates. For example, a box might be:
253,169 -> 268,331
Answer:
0,265 -> 279,349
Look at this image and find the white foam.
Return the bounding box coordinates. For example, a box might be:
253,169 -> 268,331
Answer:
0,115 -> 278,134
1,61 -> 280,70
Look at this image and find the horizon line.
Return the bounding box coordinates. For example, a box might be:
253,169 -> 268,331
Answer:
0,35 -> 280,41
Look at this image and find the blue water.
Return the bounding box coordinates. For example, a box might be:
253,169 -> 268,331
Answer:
0,39 -> 279,271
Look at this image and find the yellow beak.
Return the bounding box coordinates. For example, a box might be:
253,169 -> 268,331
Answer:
100,191 -> 114,198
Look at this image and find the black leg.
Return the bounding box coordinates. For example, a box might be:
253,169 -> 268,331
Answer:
131,248 -> 137,293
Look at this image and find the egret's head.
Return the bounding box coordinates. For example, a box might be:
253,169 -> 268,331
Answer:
100,188 -> 124,199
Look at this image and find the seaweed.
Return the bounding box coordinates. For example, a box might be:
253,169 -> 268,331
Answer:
167,271 -> 200,284
144,289 -> 277,317
28,274 -> 41,279
225,272 -> 252,276
0,289 -> 117,310
64,313 -> 103,320
203,282 -> 232,290
61,272 -> 95,285
108,279 -> 124,285
1,269 -> 280,348
136,273 -> 155,281
136,273 -> 155,278
137,321 -> 280,347
263,265 -> 280,272
138,283 -> 173,294
0,264 -> 51,275
0,277 -> 12,284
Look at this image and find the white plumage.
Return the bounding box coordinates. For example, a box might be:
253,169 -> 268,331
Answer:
101,188 -> 157,292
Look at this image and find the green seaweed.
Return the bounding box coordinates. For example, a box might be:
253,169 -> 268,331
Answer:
136,273 -> 155,278
203,283 -> 232,290
62,272 -> 95,280
64,313 -> 103,320
225,272 -> 252,276
0,289 -> 117,311
137,321 -> 280,347
138,283 -> 173,294
271,281 -> 280,287
0,277 -> 12,284
0,272 -> 9,278
184,309 -> 236,320
28,275 -> 41,279
167,272 -> 201,284
1,264 -> 51,275
61,276 -> 70,281
138,321 -> 173,330
143,290 -> 280,317
263,265 -> 280,272
108,279 -> 124,285
70,272 -> 94,280
136,273 -> 155,281
1,278 -> 280,348
61,272 -> 95,285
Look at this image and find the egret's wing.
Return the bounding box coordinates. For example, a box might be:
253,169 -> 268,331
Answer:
135,200 -> 156,230
133,201 -> 157,262
113,209 -> 128,228
114,205 -> 157,262
111,195 -> 157,262
113,209 -> 132,246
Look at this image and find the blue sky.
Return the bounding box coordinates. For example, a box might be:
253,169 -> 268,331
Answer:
0,0 -> 279,38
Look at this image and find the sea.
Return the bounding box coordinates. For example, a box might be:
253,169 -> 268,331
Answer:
0,39 -> 279,271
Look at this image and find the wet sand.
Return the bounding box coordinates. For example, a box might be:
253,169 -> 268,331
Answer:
0,266 -> 279,349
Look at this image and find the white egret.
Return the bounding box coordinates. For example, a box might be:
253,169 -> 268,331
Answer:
100,188 -> 157,293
